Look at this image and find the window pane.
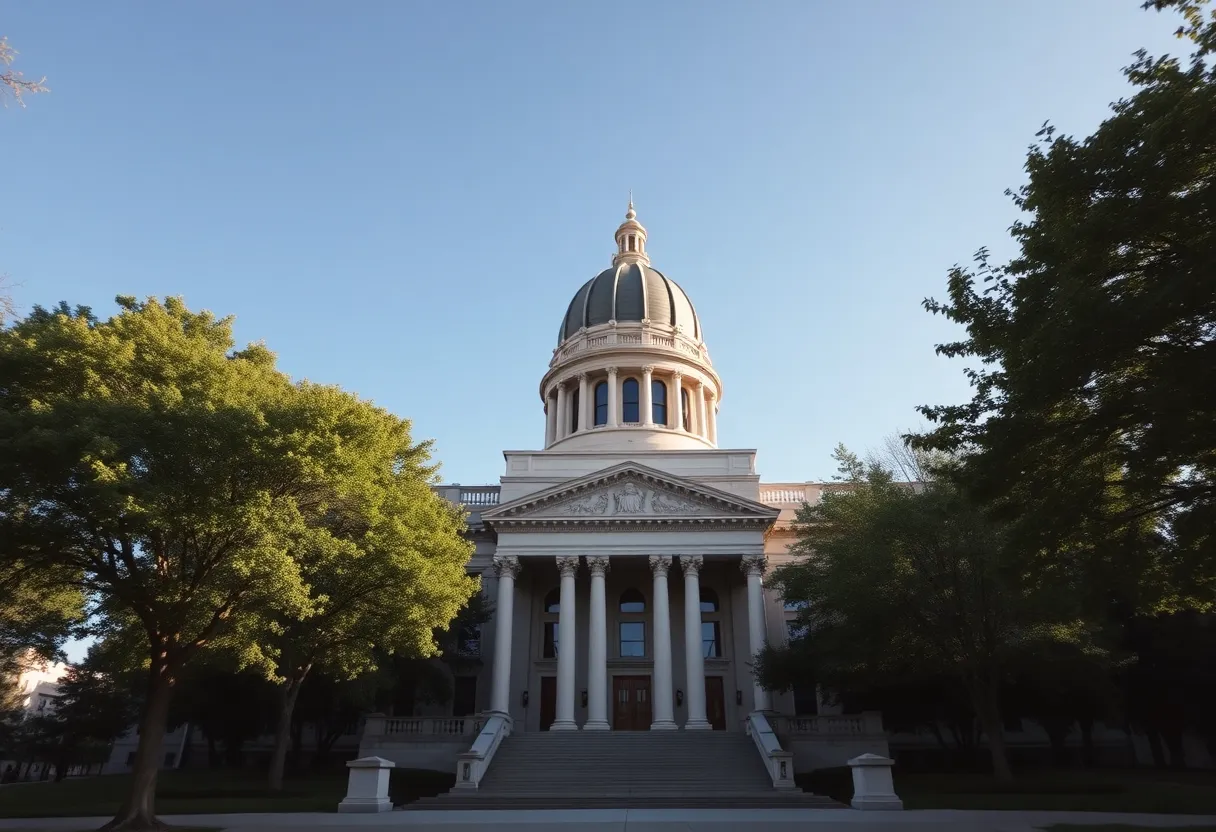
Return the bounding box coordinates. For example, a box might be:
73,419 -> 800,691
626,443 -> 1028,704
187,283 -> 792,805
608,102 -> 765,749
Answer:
570,389 -> 580,433
619,621 -> 645,656
619,588 -> 646,613
652,380 -> 667,426
594,382 -> 608,426
701,621 -> 721,658
622,378 -> 640,423
784,599 -> 808,612
544,621 -> 559,658
786,620 -> 808,641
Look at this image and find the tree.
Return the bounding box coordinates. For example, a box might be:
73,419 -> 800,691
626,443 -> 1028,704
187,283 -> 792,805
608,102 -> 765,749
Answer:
756,446 -> 1103,782
169,665 -> 277,768
1,36 -> 48,107
0,296 -> 470,831
913,0 -> 1216,612
264,412 -> 476,789
39,659 -> 141,780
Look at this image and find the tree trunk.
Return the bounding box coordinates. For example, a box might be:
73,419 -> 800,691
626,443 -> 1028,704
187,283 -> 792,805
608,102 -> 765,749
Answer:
970,681 -> 1013,783
101,653 -> 176,831
267,668 -> 309,792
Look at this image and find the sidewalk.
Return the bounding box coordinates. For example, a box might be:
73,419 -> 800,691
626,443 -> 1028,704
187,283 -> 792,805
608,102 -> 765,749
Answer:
3,809 -> 1216,831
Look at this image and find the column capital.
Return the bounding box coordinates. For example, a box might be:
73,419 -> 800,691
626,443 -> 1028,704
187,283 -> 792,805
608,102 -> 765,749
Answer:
577,372 -> 588,382
606,366 -> 618,377
740,555 -> 767,578
648,555 -> 673,577
587,556 -> 610,577
680,555 -> 703,577
696,380 -> 705,391
642,364 -> 656,374
671,370 -> 684,381
493,556 -> 521,580
556,556 -> 581,578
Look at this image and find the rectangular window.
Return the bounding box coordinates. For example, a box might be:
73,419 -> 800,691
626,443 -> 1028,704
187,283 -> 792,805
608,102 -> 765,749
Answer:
543,621 -> 559,658
701,621 -> 721,658
453,677 -> 477,717
619,621 -> 645,657
786,620 -> 808,641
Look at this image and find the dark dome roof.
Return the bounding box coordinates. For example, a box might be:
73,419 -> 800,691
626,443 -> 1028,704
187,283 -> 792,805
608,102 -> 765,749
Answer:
559,262 -> 701,344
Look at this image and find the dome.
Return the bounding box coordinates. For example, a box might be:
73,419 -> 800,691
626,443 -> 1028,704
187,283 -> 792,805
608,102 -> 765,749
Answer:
558,262 -> 701,345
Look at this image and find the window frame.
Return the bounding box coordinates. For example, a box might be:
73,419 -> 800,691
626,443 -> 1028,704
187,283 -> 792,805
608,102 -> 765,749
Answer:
619,621 -> 646,657
593,381 -> 609,426
651,379 -> 668,426
622,377 -> 640,424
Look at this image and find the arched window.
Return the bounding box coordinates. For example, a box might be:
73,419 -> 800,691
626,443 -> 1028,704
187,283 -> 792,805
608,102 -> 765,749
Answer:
543,588 -> 560,658
699,588 -> 719,613
570,389 -> 580,434
651,380 -> 668,426
619,588 -> 646,613
681,387 -> 691,432
622,378 -> 640,424
594,381 -> 608,426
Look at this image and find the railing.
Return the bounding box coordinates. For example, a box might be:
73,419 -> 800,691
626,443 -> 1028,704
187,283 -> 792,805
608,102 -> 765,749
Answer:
454,713 -> 511,791
760,486 -> 809,505
771,712 -> 884,736
459,488 -> 500,507
552,324 -> 710,366
363,714 -> 482,740
745,712 -> 796,791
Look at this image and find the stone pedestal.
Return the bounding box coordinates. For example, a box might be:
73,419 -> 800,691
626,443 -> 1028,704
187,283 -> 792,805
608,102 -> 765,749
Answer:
848,753 -> 903,810
337,756 -> 395,813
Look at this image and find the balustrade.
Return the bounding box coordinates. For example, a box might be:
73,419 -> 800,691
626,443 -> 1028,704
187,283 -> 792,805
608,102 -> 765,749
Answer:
381,717 -> 480,737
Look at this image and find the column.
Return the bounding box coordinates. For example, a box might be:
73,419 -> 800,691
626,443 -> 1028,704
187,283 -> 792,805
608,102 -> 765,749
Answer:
545,393 -> 556,446
671,372 -> 684,433
585,556 -> 611,730
552,556 -> 580,730
681,556 -> 710,729
649,557 -> 677,730
606,367 -> 619,428
641,365 -> 654,426
707,393 -> 718,445
696,382 -> 709,439
577,373 -> 590,433
555,383 -> 568,442
741,556 -> 772,712
490,556 -> 521,715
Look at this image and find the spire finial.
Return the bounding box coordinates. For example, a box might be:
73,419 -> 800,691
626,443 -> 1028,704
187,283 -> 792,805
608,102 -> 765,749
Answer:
612,194 -> 648,266
626,190 -> 635,220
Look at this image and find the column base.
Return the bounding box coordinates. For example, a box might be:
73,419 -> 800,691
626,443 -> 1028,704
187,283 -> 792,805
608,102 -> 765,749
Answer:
650,719 -> 678,731
549,719 -> 578,731
683,719 -> 713,731
583,720 -> 611,731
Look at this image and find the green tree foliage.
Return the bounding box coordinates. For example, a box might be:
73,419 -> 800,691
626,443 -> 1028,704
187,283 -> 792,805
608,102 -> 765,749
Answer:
913,0 -> 1216,612
756,446 -> 1105,782
169,665 -> 277,768
38,659 -> 141,781
0,296 -> 473,830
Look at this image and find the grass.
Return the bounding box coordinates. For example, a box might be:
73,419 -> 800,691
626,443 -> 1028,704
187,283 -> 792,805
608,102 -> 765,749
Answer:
797,767 -> 1216,814
0,766 -> 454,819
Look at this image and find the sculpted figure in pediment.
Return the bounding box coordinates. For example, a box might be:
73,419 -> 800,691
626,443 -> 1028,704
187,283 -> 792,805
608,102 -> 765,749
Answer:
613,481 -> 646,514
650,489 -> 700,514
563,491 -> 609,515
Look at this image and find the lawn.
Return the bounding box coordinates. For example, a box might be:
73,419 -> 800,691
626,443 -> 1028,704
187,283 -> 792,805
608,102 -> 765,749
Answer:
798,768 -> 1216,814
0,767 -> 454,819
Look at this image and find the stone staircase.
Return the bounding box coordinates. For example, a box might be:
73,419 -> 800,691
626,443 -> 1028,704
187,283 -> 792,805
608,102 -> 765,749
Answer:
409,730 -> 841,809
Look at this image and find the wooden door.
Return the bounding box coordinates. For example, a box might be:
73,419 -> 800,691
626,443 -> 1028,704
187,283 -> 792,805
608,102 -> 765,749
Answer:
705,676 -> 727,731
539,676 -> 556,731
612,676 -> 652,730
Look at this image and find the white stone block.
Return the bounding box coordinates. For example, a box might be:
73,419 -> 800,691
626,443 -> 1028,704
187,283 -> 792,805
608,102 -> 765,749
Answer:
337,755 -> 395,813
847,752 -> 903,810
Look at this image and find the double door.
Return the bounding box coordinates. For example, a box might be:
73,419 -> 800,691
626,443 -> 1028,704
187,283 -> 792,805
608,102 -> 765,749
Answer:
543,674 -> 727,731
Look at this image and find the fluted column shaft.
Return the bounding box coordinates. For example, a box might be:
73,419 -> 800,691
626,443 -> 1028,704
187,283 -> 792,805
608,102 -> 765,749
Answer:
641,366 -> 654,426
555,384 -> 568,442
552,556 -> 580,730
606,367 -> 619,428
707,394 -> 718,445
696,383 -> 709,439
577,373 -> 590,433
585,557 -> 610,730
742,556 -> 772,711
681,556 -> 710,729
490,557 -> 521,715
650,557 -> 677,729
672,373 -> 685,432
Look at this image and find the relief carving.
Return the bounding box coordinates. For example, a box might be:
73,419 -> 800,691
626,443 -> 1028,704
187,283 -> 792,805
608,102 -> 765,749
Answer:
650,490 -> 700,514
613,481 -> 646,514
562,492 -> 609,515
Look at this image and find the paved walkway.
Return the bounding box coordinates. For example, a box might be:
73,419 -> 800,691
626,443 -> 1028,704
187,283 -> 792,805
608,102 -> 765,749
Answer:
3,810 -> 1216,831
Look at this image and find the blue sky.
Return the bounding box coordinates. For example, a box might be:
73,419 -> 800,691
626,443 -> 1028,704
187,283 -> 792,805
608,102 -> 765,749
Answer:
2,1 -> 1187,486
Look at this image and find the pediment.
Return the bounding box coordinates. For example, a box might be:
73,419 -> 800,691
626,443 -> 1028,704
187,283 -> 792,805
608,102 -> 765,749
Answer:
482,463 -> 779,530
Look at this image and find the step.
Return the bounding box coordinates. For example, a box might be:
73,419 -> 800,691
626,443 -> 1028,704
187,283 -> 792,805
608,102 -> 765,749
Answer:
408,793 -> 842,810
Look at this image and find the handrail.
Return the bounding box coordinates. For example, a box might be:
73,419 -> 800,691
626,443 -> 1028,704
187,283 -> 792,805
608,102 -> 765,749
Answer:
453,713 -> 511,790
745,712 -> 796,791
